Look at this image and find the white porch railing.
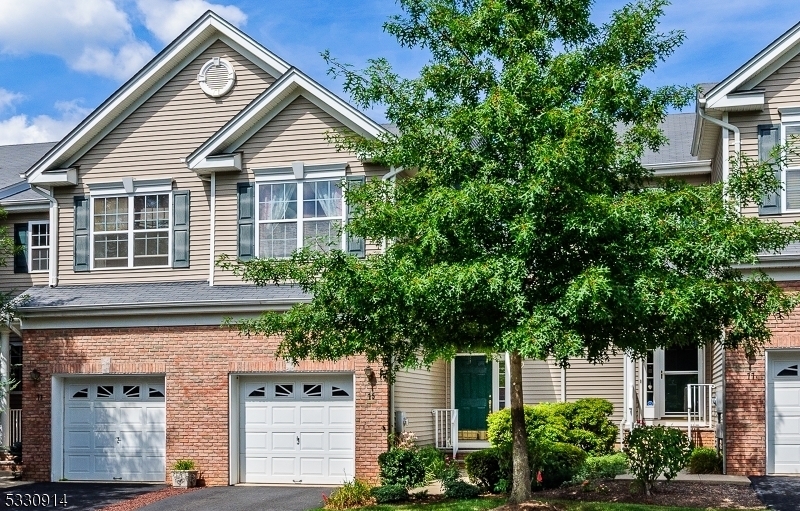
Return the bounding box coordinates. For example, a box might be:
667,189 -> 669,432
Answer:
687,384 -> 715,439
432,409 -> 458,458
9,409 -> 21,446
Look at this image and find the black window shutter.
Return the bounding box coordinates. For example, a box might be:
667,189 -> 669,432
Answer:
237,182 -> 255,261
74,196 -> 90,271
172,190 -> 190,268
345,176 -> 366,257
13,223 -> 28,273
759,124 -> 781,215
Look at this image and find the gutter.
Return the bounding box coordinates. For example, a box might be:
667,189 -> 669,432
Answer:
29,186 -> 58,287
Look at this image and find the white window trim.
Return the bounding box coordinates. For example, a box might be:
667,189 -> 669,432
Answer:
255,179 -> 347,257
27,220 -> 50,274
89,193 -> 174,270
648,347 -> 706,418
782,121 -> 800,213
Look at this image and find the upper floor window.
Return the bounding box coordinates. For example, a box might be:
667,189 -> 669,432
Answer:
13,221 -> 49,274
257,179 -> 344,257
784,123 -> 800,211
92,194 -> 170,268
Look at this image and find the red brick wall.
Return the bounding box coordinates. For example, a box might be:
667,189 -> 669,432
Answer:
22,326 -> 389,485
724,280 -> 800,475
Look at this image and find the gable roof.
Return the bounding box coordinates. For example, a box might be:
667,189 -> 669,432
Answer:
0,142 -> 55,190
186,67 -> 387,171
703,21 -> 800,109
26,11 -> 291,185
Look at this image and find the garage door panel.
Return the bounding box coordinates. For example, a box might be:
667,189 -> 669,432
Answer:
775,416 -> 800,436
329,407 -> 354,425
239,375 -> 354,484
64,378 -> 165,482
245,404 -> 269,424
769,356 -> 800,474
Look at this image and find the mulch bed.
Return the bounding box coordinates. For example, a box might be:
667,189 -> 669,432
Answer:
98,486 -> 203,511
516,479 -> 765,509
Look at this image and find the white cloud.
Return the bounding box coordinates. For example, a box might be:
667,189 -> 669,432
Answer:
0,100 -> 92,145
0,89 -> 23,112
136,0 -> 248,43
0,0 -> 154,80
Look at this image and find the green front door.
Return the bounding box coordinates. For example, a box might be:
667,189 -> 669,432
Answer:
454,356 -> 493,439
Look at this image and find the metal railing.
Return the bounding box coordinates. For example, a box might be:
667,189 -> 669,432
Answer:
687,384 -> 715,439
432,409 -> 458,458
9,409 -> 21,446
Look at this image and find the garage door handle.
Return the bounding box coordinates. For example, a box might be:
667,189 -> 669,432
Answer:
296,436 -> 300,445
293,479 -> 302,483
116,437 -> 120,444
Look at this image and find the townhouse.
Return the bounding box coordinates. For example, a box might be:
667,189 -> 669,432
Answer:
2,11 -> 800,486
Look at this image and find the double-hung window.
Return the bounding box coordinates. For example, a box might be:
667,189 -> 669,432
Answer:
92,194 -> 170,268
784,122 -> 800,211
256,179 -> 344,257
13,220 -> 50,273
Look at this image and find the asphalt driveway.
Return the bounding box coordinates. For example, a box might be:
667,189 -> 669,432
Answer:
750,476 -> 800,511
138,485 -> 326,511
0,481 -> 164,511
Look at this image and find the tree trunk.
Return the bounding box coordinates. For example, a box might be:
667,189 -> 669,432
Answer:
508,351 -> 531,503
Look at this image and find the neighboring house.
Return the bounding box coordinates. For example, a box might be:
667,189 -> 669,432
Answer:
2,10 -> 800,487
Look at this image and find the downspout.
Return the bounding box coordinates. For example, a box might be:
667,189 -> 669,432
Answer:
697,99 -> 740,197
31,185 -> 58,287
209,172 -> 216,286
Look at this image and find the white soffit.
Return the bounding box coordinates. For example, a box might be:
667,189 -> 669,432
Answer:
186,68 -> 387,171
25,11 -> 290,184
705,20 -> 800,109
645,160 -> 712,177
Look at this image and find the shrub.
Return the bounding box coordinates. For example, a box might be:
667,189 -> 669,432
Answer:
487,399 -> 617,456
534,441 -> 587,489
324,479 -> 374,510
688,447 -> 722,474
370,484 -> 409,503
443,480 -> 482,499
465,448 -> 503,491
572,452 -> 628,483
378,448 -> 426,489
172,459 -> 195,470
416,446 -> 446,484
624,425 -> 691,495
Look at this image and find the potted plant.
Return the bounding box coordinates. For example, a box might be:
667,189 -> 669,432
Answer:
171,459 -> 198,488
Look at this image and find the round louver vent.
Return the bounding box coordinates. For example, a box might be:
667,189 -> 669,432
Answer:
197,57 -> 236,97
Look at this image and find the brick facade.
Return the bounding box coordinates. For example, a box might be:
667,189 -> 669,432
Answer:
22,326 -> 389,486
724,280 -> 800,476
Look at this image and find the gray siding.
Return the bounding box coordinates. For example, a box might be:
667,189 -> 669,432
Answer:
393,360 -> 449,446
565,355 -> 624,424
521,358 -> 561,404
55,40 -> 275,285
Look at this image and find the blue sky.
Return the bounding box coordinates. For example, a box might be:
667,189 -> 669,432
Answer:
0,0 -> 798,145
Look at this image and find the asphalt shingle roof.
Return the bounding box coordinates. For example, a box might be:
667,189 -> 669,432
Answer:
18,280 -> 310,310
0,142 -> 56,190
640,112 -> 698,166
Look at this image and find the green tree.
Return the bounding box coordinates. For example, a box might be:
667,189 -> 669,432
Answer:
221,0 -> 800,502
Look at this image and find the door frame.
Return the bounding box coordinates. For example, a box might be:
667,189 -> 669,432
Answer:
644,348 -> 705,419
449,353 -> 509,431
52,374 -> 166,482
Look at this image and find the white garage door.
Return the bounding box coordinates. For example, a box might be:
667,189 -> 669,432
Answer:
239,374 -> 355,484
769,354 -> 800,474
64,379 -> 166,481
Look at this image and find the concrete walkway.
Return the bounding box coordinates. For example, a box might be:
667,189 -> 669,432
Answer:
615,472 -> 752,484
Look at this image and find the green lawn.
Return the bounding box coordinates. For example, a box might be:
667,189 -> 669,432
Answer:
310,497 -> 759,511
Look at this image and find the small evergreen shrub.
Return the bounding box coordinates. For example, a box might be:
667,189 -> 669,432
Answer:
443,480 -> 482,499
534,441 -> 587,489
624,425 -> 691,495
465,447 -> 503,491
437,455 -> 461,487
370,484 -> 409,503
487,399 -> 617,456
688,447 -> 722,474
416,446 -> 446,484
574,452 -> 628,481
324,479 -> 374,509
377,448 -> 426,489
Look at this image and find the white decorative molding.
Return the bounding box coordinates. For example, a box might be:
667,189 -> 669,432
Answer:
198,57 -> 236,97
87,177 -> 174,196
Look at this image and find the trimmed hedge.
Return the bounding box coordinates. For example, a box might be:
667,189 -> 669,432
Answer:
688,447 -> 722,474
487,399 -> 617,456
377,448 -> 426,489
370,484 -> 409,503
465,447 -> 503,491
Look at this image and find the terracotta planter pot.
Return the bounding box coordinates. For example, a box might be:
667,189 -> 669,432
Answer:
171,470 -> 198,488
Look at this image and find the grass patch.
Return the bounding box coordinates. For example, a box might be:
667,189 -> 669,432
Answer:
311,497 -> 503,511
544,501 -> 755,511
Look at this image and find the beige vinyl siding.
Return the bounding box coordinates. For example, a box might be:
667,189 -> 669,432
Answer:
521,358 -> 561,404
565,355 -> 624,424
711,133 -> 724,184
393,360 -> 449,446
214,96 -> 388,284
730,50 -> 800,222
55,40 -> 275,285
0,211 -> 50,294
711,342 -> 724,426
